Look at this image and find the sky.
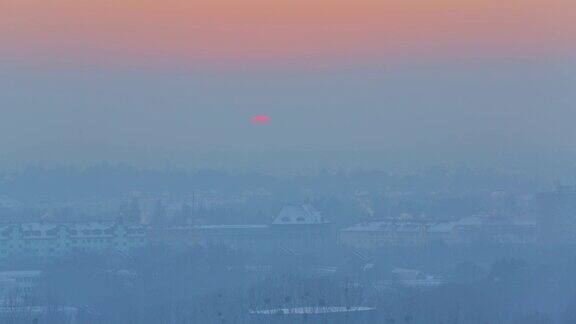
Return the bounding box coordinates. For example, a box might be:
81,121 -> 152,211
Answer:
0,0 -> 575,172
1,0 -> 575,64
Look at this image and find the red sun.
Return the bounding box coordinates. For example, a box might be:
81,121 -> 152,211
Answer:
251,115 -> 271,124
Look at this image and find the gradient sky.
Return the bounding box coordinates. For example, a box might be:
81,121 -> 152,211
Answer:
1,0 -> 575,65
0,0 -> 575,172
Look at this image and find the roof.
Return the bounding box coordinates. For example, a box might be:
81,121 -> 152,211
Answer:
392,268 -> 421,276
455,216 -> 483,226
341,221 -> 426,233
0,222 -> 145,238
250,306 -> 375,315
428,222 -> 457,233
0,306 -> 77,316
0,196 -> 21,209
341,215 -> 537,235
197,225 -> 269,230
0,270 -> 42,278
272,205 -> 329,225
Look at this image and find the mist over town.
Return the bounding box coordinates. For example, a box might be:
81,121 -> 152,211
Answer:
3,0 -> 576,322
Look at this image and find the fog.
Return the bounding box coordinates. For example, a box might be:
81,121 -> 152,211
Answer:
1,60 -> 575,174
2,58 -> 576,323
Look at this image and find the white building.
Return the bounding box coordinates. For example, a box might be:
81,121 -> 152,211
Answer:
339,215 -> 539,249
0,222 -> 147,259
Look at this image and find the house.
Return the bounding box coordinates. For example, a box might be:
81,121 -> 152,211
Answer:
271,205 -> 332,250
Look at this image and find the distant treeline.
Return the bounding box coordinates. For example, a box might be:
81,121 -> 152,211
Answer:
0,164 -> 541,202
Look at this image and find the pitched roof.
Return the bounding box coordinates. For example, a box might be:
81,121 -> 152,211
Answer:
272,205 -> 329,225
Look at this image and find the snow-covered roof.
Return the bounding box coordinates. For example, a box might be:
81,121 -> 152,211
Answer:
273,205 -> 329,225
0,196 -> 22,209
392,268 -> 421,278
197,225 -> 269,230
0,270 -> 42,279
455,216 -> 483,226
510,220 -> 538,226
428,222 -> 457,233
0,222 -> 145,238
0,306 -> 77,316
341,221 -> 426,233
250,306 -> 375,315
21,223 -> 57,233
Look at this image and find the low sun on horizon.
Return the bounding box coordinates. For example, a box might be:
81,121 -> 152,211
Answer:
251,115 -> 271,124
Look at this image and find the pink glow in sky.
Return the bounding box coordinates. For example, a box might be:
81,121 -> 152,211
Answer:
251,115 -> 271,124
1,0 -> 575,66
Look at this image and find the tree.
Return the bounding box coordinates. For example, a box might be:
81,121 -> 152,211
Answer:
174,203 -> 193,226
127,198 -> 142,224
151,199 -> 167,227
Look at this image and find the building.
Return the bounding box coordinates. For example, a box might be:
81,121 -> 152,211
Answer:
0,222 -> 147,259
0,205 -> 332,257
0,270 -> 42,303
338,221 -> 429,248
339,215 -> 538,249
454,216 -> 538,244
0,305 -> 78,324
249,306 -> 377,324
270,205 -> 332,250
148,226 -> 200,249
153,205 -> 333,252
375,268 -> 446,289
196,224 -> 271,250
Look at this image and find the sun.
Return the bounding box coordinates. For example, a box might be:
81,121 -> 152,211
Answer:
251,115 -> 271,124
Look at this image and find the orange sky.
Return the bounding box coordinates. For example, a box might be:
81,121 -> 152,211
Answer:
1,0 -> 575,65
